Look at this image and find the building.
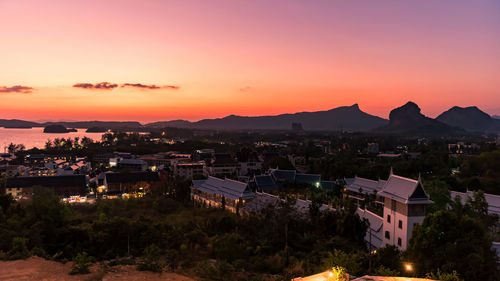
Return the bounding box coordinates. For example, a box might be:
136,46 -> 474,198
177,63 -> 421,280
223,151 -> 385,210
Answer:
140,152 -> 191,170
450,190 -> 500,218
356,208 -> 384,250
377,173 -> 433,250
237,151 -> 262,176
345,176 -> 386,195
241,191 -> 333,216
0,165 -> 27,177
191,176 -> 255,213
4,175 -> 87,199
110,158 -> 147,171
173,161 -> 206,179
344,176 -> 386,204
251,168 -> 332,192
25,154 -> 76,165
208,153 -> 239,177
103,172 -> 161,194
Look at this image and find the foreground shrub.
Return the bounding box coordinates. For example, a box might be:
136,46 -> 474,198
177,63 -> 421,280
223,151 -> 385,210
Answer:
70,252 -> 92,275
137,244 -> 163,272
8,237 -> 31,260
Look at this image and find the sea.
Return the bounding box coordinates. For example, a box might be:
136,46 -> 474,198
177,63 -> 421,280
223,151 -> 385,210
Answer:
0,127 -> 104,150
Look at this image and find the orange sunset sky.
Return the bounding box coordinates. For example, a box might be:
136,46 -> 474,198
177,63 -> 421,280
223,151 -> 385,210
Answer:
1,0 -> 499,122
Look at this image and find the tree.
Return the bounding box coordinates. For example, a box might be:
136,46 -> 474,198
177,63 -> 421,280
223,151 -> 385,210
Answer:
407,210 -> 499,280
221,196 -> 226,210
70,252 -> 92,274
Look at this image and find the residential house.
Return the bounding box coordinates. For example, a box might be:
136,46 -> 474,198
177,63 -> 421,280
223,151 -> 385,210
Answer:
208,153 -> 239,177
4,175 -> 87,199
174,161 -> 207,179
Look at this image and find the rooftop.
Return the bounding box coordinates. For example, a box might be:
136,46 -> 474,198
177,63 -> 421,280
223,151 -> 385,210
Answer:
377,174 -> 432,205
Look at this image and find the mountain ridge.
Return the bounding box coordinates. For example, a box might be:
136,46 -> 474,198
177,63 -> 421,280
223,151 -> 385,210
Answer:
146,104 -> 388,131
376,102 -> 464,135
1,103 -> 496,134
436,106 -> 500,133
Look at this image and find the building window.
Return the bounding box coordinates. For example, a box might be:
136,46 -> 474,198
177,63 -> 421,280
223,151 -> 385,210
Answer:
397,238 -> 402,246
398,220 -> 403,229
387,215 -> 391,223
385,231 -> 390,240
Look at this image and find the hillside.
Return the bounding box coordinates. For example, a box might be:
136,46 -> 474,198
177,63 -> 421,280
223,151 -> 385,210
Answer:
146,104 -> 388,131
436,106 -> 500,133
0,119 -> 40,128
377,102 -> 463,135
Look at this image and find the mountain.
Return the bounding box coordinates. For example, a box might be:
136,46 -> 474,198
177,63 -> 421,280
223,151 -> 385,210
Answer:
492,115 -> 500,120
436,106 -> 500,133
0,119 -> 40,128
377,102 -> 463,135
146,104 -> 388,131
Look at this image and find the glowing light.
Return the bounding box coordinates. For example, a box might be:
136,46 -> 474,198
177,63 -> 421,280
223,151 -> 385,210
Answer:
405,263 -> 413,271
329,272 -> 333,277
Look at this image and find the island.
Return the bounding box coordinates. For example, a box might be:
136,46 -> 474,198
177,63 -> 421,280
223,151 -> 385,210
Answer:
43,125 -> 73,133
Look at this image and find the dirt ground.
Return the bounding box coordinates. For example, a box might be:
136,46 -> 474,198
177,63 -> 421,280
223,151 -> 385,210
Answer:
0,257 -> 195,281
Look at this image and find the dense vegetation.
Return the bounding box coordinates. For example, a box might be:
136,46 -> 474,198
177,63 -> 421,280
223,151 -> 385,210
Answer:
0,185 -> 370,280
1,184 -> 498,280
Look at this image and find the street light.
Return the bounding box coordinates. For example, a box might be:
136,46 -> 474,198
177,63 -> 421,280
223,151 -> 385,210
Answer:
404,263 -> 413,272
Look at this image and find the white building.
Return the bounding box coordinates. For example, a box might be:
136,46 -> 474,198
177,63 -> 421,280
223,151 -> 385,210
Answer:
377,173 -> 433,250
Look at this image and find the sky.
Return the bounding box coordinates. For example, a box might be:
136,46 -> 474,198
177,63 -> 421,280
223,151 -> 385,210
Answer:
0,0 -> 499,122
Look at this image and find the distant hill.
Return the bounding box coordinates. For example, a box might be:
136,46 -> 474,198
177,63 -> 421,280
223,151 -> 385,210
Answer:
42,121 -> 143,130
146,120 -> 193,128
0,119 -> 40,128
377,102 -> 463,135
493,115 -> 500,120
436,106 -> 500,133
145,104 -> 388,131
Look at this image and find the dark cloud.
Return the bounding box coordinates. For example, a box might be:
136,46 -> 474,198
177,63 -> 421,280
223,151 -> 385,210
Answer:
73,82 -> 118,90
121,83 -> 180,90
0,85 -> 34,93
73,82 -> 178,91
122,83 -> 162,90
239,86 -> 252,92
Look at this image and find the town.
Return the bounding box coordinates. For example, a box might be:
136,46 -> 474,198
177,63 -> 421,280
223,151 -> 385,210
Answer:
1,128 -> 499,280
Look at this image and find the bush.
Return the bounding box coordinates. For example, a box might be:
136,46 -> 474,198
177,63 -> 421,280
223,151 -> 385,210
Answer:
31,246 -> 46,258
195,260 -> 233,281
70,252 -> 92,275
373,265 -> 400,276
8,237 -> 31,260
137,244 -> 163,272
426,270 -> 463,281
